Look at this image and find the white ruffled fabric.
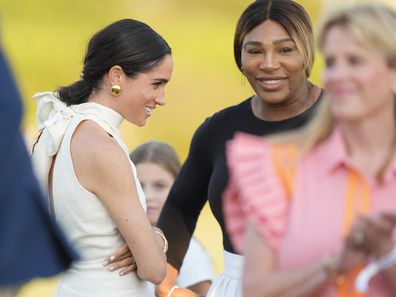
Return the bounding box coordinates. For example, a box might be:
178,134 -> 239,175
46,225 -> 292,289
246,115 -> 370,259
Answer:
32,92 -> 73,193
31,92 -> 123,194
224,132 -> 290,253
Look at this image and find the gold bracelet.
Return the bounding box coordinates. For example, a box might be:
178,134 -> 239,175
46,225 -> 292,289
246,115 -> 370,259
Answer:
154,228 -> 168,253
166,285 -> 178,297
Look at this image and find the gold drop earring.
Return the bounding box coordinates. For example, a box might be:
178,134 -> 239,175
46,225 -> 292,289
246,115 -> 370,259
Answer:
111,85 -> 122,96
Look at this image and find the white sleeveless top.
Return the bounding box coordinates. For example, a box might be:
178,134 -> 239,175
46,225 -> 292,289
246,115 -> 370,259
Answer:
32,92 -> 152,297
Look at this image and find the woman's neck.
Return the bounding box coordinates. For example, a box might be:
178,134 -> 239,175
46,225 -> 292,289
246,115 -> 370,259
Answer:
341,113 -> 396,180
88,89 -> 117,111
251,82 -> 321,122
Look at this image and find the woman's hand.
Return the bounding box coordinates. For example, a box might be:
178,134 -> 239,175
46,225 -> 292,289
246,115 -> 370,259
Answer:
334,241 -> 368,275
103,243 -> 136,276
347,213 -> 396,258
365,213 -> 396,257
103,227 -> 168,276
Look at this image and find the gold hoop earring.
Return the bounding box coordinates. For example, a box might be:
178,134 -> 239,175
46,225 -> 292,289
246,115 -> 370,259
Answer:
111,85 -> 121,96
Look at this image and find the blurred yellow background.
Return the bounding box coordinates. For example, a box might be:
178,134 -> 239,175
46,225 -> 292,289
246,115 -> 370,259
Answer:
1,0 -> 391,296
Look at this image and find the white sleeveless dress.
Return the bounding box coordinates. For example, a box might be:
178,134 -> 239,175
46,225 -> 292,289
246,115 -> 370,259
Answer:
32,92 -> 153,297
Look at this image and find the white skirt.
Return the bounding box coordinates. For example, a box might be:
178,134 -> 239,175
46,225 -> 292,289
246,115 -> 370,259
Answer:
206,251 -> 243,297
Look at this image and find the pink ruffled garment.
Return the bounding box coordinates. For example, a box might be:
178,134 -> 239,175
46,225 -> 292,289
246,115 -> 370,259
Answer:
223,132 -> 290,253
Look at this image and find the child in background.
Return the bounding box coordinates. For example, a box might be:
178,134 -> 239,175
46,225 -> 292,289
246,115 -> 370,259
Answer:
131,141 -> 215,296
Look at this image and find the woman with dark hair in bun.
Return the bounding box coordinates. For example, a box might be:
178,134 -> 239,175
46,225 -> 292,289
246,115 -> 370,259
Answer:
32,18 -> 173,297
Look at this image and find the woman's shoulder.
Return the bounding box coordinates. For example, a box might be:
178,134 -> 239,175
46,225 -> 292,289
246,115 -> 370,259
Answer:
72,120 -> 116,148
189,98 -> 253,147
224,133 -> 295,252
226,133 -> 274,194
227,132 -> 299,191
71,120 -> 124,171
70,120 -> 130,194
194,98 -> 253,140
209,97 -> 252,123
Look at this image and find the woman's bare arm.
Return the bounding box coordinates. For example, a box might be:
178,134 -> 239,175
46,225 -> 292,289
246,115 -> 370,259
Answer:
243,222 -> 330,297
71,120 -> 166,284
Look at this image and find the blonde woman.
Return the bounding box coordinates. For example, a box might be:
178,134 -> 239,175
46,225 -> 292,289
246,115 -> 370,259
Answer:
224,3 -> 396,297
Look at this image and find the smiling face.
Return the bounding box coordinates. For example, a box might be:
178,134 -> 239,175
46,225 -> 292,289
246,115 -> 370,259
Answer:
241,20 -> 307,106
118,54 -> 173,126
322,26 -> 396,123
136,162 -> 174,226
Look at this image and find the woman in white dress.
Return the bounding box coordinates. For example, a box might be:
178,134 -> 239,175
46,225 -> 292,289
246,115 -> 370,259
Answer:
32,19 -> 173,297
129,141 -> 215,296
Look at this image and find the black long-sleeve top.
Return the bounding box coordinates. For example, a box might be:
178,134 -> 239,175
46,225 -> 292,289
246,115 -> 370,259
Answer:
157,95 -> 322,269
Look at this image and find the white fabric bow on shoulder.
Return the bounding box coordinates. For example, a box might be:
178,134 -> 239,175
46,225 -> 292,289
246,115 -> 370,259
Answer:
31,91 -> 125,200
35,91 -> 74,155
31,91 -> 75,193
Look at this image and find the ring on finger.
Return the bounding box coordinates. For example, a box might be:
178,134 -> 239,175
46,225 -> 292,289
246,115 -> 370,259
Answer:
353,230 -> 365,245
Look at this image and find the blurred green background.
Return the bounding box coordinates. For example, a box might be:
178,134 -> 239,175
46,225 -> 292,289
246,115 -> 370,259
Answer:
0,0 -> 392,296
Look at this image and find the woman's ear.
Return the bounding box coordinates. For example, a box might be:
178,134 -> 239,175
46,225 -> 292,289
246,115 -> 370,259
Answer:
108,65 -> 123,86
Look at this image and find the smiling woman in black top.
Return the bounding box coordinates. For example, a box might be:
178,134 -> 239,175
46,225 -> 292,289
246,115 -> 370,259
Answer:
106,1 -> 323,296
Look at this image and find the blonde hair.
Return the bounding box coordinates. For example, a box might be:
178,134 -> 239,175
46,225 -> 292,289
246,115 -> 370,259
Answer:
318,2 -> 396,68
273,2 -> 396,157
